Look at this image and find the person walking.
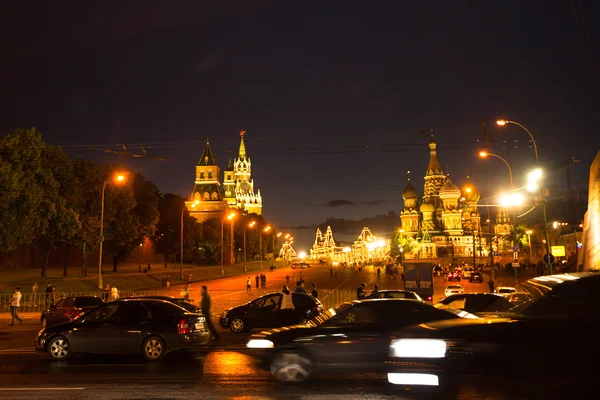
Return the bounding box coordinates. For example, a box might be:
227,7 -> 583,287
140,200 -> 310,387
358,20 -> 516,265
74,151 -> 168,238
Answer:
103,284 -> 111,302
488,278 -> 495,293
201,286 -> 219,341
357,283 -> 366,300
255,274 -> 260,288
8,287 -> 23,326
246,277 -> 252,293
45,283 -> 53,306
31,282 -> 38,306
110,286 -> 119,301
280,285 -> 295,326
310,283 -> 318,298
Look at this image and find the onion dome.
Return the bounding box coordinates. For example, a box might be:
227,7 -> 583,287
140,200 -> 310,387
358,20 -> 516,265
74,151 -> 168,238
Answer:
462,176 -> 480,203
402,172 -> 418,199
420,202 -> 435,213
439,175 -> 461,200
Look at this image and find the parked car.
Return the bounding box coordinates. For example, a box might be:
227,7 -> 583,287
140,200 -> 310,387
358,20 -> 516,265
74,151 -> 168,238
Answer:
386,272 -> 600,395
444,284 -> 464,297
40,296 -> 104,328
507,291 -> 533,306
246,299 -> 477,382
219,292 -> 323,333
364,290 -> 423,301
436,293 -> 513,314
469,272 -> 483,283
462,267 -> 474,279
495,286 -> 517,298
290,262 -> 311,269
36,298 -> 210,361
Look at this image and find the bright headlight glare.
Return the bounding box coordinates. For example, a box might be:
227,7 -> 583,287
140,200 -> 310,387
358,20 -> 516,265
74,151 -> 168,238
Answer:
246,339 -> 274,349
390,339 -> 447,358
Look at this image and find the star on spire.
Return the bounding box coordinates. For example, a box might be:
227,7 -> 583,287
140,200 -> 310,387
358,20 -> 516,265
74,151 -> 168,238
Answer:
239,130 -> 246,137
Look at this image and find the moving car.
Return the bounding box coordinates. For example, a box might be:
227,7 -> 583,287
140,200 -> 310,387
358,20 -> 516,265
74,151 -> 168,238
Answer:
444,284 -> 464,297
447,271 -> 461,282
364,290 -> 423,301
219,292 -> 323,333
36,298 -> 210,361
246,299 -> 477,382
462,267 -> 474,279
291,262 -> 311,269
469,271 -> 483,283
495,286 -> 517,298
386,272 -> 600,395
124,295 -> 202,313
507,291 -> 533,306
435,293 -> 513,314
41,296 -> 104,328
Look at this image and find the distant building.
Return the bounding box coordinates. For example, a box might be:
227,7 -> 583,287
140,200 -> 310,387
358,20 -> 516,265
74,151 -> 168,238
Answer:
580,150 -> 600,271
186,131 -> 263,222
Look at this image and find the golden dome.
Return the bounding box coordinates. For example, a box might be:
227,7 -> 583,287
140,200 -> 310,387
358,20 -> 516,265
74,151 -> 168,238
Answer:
462,176 -> 480,203
439,176 -> 461,200
402,180 -> 418,199
420,202 -> 435,213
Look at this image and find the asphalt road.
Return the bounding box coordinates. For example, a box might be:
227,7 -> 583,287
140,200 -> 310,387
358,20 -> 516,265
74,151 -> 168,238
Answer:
0,266 -> 525,399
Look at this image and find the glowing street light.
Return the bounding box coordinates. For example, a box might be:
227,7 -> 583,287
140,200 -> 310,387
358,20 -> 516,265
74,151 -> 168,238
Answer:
496,119 -> 539,164
244,221 -> 256,272
298,251 -> 307,259
98,172 -> 128,289
227,212 -> 237,266
499,193 -> 524,207
526,229 -> 533,257
479,150 -> 514,189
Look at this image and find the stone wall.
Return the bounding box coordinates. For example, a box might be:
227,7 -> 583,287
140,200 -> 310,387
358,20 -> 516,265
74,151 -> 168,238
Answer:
580,151 -> 600,271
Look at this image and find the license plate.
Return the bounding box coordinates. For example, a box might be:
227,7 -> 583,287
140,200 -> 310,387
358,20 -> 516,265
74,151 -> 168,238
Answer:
195,322 -> 204,330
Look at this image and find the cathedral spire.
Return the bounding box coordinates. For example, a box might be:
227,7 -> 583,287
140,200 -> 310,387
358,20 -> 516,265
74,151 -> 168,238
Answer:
426,135 -> 444,176
238,130 -> 247,160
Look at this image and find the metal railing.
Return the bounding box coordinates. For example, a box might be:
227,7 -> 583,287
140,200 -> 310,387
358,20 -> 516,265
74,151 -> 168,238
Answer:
1,289 -> 359,318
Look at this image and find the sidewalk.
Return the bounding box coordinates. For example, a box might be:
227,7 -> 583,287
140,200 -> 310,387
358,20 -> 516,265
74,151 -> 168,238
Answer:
0,260 -> 283,295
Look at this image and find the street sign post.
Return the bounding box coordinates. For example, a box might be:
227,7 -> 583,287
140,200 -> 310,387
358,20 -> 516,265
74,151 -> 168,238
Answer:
543,253 -> 555,264
513,245 -> 519,252
98,235 -> 104,243
551,246 -> 565,257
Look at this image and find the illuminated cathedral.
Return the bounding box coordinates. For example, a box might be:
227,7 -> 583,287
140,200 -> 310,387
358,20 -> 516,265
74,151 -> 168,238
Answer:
186,131 -> 262,222
400,136 -> 485,260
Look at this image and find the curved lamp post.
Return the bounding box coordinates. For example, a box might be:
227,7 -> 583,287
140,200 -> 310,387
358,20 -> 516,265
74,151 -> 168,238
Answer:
479,150 -> 514,189
98,173 -> 127,289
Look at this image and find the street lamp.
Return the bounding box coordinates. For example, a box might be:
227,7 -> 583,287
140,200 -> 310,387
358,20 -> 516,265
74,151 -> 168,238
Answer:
479,150 -> 514,189
499,192 -> 523,272
526,167 -> 552,273
496,119 -> 539,164
262,225 -> 272,269
244,221 -> 256,272
227,212 -> 237,266
221,211 -> 236,267
180,200 -> 199,280
526,230 -> 533,257
98,173 -> 127,289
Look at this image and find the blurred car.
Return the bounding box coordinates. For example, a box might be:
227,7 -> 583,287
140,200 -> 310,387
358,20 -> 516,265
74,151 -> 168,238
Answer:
469,272 -> 483,283
124,295 -> 202,313
447,271 -> 461,282
246,299 -> 477,382
462,267 -> 474,279
364,290 -> 423,301
495,286 -> 517,298
41,296 -> 104,328
444,285 -> 464,297
386,272 -> 600,393
507,291 -> 533,306
36,298 -> 210,361
219,292 -> 323,333
435,293 -> 513,314
291,262 -> 311,269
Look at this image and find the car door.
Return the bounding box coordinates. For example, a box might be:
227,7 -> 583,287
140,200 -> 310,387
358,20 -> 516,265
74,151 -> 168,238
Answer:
69,302 -> 120,353
245,294 -> 282,328
109,302 -> 152,353
45,299 -> 66,326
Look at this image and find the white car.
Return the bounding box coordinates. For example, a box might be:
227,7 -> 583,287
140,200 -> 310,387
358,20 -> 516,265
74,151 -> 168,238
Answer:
495,286 -> 517,298
444,284 -> 465,297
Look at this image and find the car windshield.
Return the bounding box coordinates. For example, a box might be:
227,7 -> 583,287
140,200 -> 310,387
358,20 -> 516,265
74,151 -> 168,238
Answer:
308,302 -> 353,325
75,297 -> 104,307
447,285 -> 462,289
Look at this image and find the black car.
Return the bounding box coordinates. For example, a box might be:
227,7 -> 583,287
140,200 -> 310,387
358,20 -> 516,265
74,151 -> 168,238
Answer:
363,290 -> 423,301
469,271 -> 483,283
447,271 -> 461,281
125,295 -> 202,314
435,293 -> 513,314
36,298 -> 210,361
41,296 -> 104,328
386,272 -> 600,394
220,292 -> 323,333
246,299 -> 477,382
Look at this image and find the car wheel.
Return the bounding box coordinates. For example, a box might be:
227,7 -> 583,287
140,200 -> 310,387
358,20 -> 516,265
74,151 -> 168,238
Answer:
298,318 -> 309,325
229,317 -> 246,333
47,336 -> 71,361
271,351 -> 312,383
142,336 -> 166,361
41,317 -> 47,328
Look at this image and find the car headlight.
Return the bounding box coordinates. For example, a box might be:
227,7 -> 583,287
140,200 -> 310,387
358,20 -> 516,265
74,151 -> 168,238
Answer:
246,339 -> 274,349
389,339 -> 446,358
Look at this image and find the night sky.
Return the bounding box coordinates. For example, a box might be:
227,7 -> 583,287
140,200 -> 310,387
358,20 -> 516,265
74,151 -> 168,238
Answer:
2,1 -> 600,249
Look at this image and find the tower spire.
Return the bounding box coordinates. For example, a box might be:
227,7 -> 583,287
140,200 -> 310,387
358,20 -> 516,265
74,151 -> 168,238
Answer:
407,170 -> 411,182
238,130 -> 247,160
426,134 -> 443,176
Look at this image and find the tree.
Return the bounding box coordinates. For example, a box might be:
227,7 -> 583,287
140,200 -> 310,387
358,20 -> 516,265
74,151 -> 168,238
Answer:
152,194 -> 186,267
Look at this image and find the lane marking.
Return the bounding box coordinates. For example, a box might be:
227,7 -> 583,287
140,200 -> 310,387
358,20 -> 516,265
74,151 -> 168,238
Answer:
0,388 -> 85,391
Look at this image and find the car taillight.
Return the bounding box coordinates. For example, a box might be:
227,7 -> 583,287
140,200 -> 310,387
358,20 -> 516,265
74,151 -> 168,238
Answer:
64,310 -> 83,319
427,296 -> 432,301
178,319 -> 190,334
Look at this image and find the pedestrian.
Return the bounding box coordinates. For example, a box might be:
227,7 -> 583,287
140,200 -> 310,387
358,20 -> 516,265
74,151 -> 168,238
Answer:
183,284 -> 190,300
166,277 -> 171,289
104,284 -> 111,302
51,286 -> 57,306
261,274 -> 267,288
31,282 -> 38,306
110,286 -> 119,301
357,283 -> 366,300
255,274 -> 260,288
246,277 -> 252,293
372,284 -> 379,295
201,286 -> 219,341
488,279 -> 495,293
187,273 -> 193,283
286,274 -> 290,283
45,283 -> 53,306
310,283 -> 318,298
280,285 -> 295,325
294,282 -> 306,294
8,287 -> 23,326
